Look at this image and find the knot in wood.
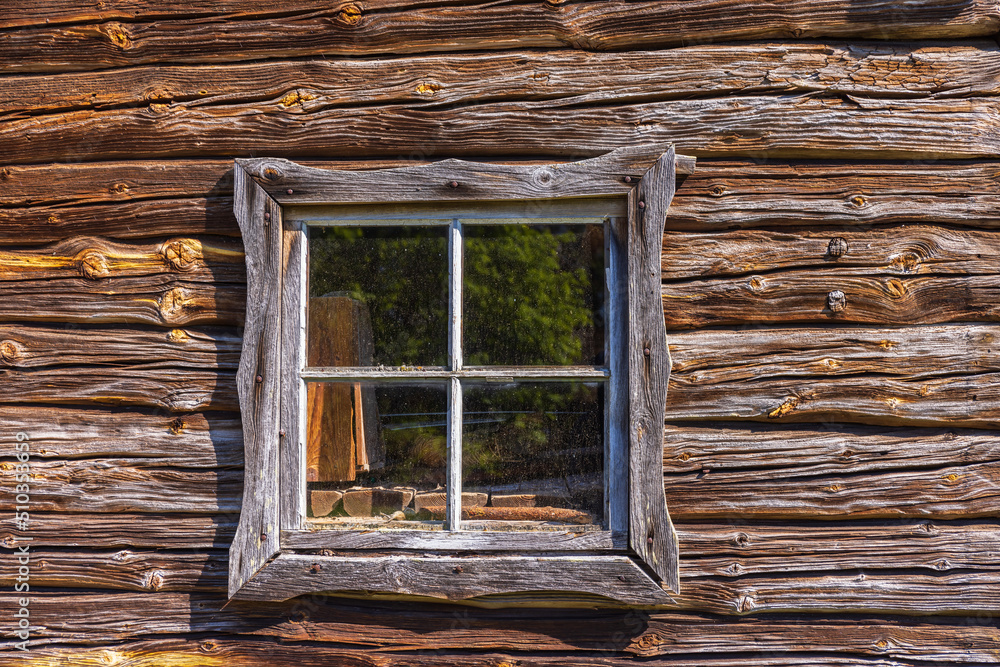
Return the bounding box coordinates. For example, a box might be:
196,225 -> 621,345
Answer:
709,184 -> 727,197
101,22 -> 133,49
849,194 -> 867,208
0,340 -> 23,365
262,167 -> 282,182
532,167 -> 555,187
161,238 -> 201,272
78,250 -> 110,279
309,563 -> 322,574
827,237 -> 849,258
338,3 -> 363,25
827,290 -> 847,313
158,287 -> 188,323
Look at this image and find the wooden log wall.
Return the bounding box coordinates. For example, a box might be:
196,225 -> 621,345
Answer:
2,1 -> 1000,663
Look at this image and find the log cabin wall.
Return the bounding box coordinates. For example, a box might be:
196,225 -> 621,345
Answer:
1,1 -> 1000,663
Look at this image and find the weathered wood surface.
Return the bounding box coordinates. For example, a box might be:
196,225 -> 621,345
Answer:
244,145 -> 691,204
0,276 -> 244,326
2,1 -> 997,72
663,422 -> 1000,477
229,166 -> 281,597
669,325 -> 1000,383
0,366 -> 236,412
0,199 -> 240,245
0,459 -> 241,513
2,43 -> 999,118
663,225 -> 1000,279
0,235 -> 244,282
238,554 -> 673,604
4,97 -> 998,164
0,513 -> 233,549
7,454 -> 998,520
668,371 -> 1000,427
4,160 -> 999,233
664,460 -> 1000,520
0,324 -> 240,370
628,148 -> 679,591
663,273 -> 1000,329
19,628 -> 1000,666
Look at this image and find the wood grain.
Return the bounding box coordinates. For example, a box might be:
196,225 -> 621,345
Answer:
0,324 -> 239,369
662,225 -> 1000,280
668,325 -> 1000,383
2,96 -> 998,165
228,164 -> 282,597
0,198 -> 240,245
2,0 -> 997,72
0,276 -> 244,326
663,421 -> 1000,477
664,460 -> 1000,520
662,272 -> 1000,329
628,148 -> 679,591
4,42 -> 997,117
0,235 -> 244,283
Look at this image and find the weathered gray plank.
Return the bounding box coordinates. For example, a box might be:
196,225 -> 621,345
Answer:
229,164 -> 282,597
662,225 -> 1000,280
0,513 -> 234,549
238,553 -> 674,605
628,147 -> 679,591
0,324 -> 240,370
241,145 -> 691,204
0,275 -> 244,326
2,0 -> 997,71
662,273 -> 1000,329
2,43 -> 998,118
281,528 -> 622,552
2,96 -> 998,165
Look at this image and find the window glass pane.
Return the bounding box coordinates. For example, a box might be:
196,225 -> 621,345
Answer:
306,382 -> 447,529
459,382 -> 604,529
463,223 -> 605,366
308,226 -> 448,367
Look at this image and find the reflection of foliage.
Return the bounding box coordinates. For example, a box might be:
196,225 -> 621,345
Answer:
310,226 -> 449,366
464,224 -> 599,366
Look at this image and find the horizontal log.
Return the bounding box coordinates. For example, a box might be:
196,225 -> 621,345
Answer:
663,225 -> 1000,279
668,371 -> 1000,428
20,629 -> 1000,666
663,421 -> 1000,477
0,197 -> 240,245
666,160 -> 1000,231
668,325 -> 1000,384
664,460 -> 1000,520
0,275 -> 244,326
2,96 -> 998,165
2,1 -> 997,72
0,459 -> 241,513
0,513 -> 234,549
4,159 -> 999,235
0,407 -> 240,464
663,273 -> 1000,329
0,235 -> 244,282
4,42 -> 997,118
0,324 -> 240,370
0,366 -> 236,411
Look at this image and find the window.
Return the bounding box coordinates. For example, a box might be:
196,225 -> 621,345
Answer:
228,145 -> 693,605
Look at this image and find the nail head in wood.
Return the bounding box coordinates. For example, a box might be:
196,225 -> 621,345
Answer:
827,290 -> 847,313
638,201 -> 646,209
448,181 -> 460,189
453,565 -> 463,574
279,429 -> 286,437
260,532 -> 267,542
828,237 -> 849,258
255,375 -> 263,383
643,347 -> 650,356
286,189 -> 294,195
623,175 -> 632,183
310,563 -> 322,574
263,211 -> 271,221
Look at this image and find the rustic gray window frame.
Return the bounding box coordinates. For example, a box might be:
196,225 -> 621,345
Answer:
229,144 -> 692,605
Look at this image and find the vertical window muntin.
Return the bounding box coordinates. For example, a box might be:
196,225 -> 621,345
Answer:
301,213 -> 615,533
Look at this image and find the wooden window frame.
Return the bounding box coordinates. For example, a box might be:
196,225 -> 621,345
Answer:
229,144 -> 693,605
